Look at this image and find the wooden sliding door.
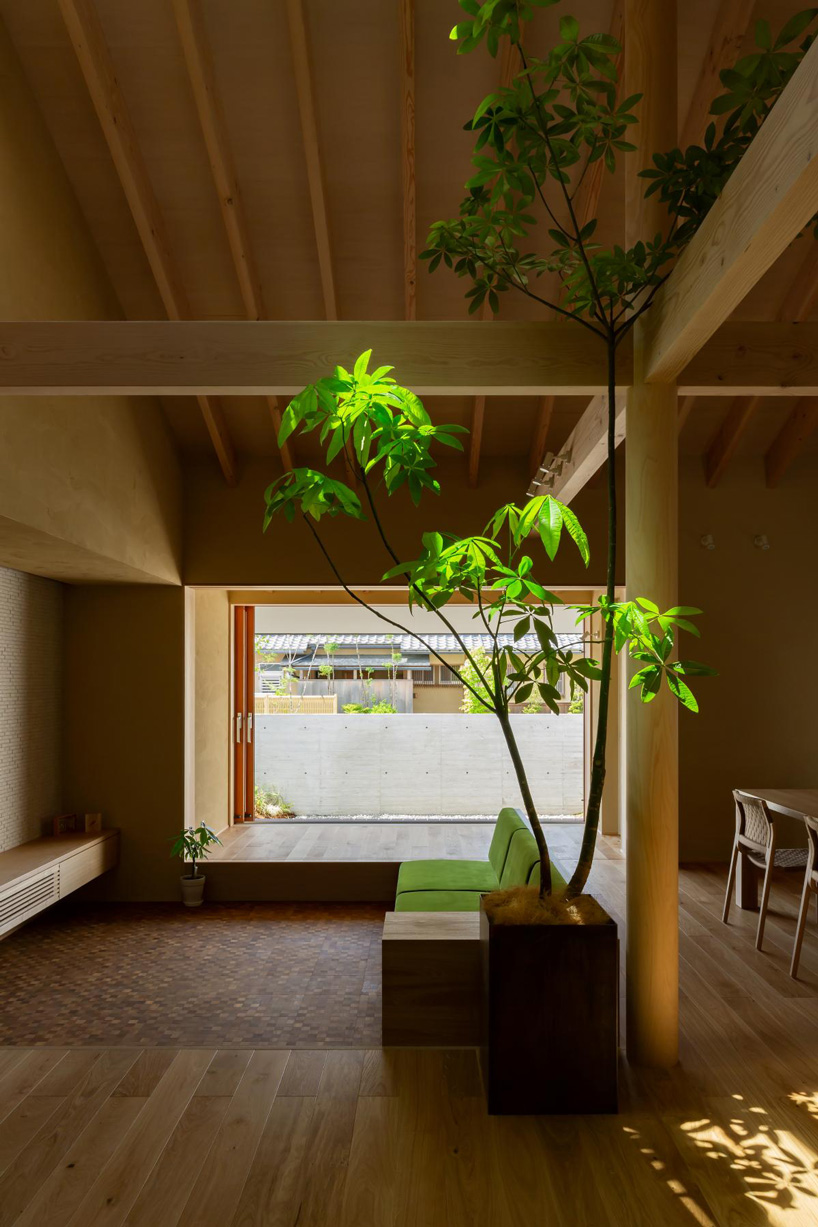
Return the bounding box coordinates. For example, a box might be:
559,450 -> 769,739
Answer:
232,604 -> 255,822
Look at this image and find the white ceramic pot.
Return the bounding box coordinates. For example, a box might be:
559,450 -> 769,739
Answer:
181,874 -> 206,907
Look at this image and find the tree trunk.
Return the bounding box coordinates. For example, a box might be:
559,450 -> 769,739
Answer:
496,707 -> 552,896
566,337 -> 617,898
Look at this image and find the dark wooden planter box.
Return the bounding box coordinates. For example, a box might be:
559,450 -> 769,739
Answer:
479,898 -> 619,1115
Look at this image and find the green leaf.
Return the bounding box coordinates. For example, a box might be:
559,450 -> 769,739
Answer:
353,350 -> 372,380
557,502 -> 590,566
559,15 -> 579,42
667,672 -> 698,712
537,498 -> 563,561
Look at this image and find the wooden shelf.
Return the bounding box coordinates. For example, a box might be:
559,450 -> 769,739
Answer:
0,830 -> 119,937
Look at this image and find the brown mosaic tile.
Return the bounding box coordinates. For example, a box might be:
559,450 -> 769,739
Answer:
0,901 -> 386,1048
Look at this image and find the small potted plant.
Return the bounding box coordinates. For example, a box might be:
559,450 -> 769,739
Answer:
171,823 -> 222,907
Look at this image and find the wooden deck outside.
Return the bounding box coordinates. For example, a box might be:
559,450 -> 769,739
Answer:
208,821 -> 496,863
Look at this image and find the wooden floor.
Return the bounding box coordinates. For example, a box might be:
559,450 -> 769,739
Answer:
209,820 -> 496,862
2,836 -> 818,1224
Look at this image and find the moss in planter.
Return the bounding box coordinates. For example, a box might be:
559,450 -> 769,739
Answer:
483,885 -> 609,926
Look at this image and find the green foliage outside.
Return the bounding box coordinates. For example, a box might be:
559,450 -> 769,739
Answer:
459,646 -> 494,713
263,4 -> 815,899
342,701 -> 398,714
254,783 -> 295,819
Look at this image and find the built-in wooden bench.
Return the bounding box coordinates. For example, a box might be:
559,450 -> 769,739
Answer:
0,830 -> 119,938
382,910 -> 482,1046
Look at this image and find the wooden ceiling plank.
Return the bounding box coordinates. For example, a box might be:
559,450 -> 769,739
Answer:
529,395 -> 555,480
171,0 -> 293,472
286,0 -> 338,321
679,0 -> 755,148
764,397 -> 818,486
400,0 -> 416,321
56,0 -> 237,485
677,396 -> 696,431
642,35 -> 818,384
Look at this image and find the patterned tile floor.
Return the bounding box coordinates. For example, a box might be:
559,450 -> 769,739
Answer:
0,901 -> 385,1047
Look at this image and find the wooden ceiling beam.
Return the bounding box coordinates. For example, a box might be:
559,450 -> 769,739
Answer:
286,0 -> 337,320
171,0 -> 293,471
679,0 -> 754,148
642,35 -> 818,384
765,397 -> 818,486
531,392 -> 627,505
7,319 -> 818,397
400,0 -> 416,321
56,0 -> 237,485
529,395 -> 555,480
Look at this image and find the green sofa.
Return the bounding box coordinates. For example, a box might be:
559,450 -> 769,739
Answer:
394,807 -> 566,911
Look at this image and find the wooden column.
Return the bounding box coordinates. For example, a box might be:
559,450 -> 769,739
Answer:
624,0 -> 679,1067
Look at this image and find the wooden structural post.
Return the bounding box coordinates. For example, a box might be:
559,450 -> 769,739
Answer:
624,0 -> 679,1068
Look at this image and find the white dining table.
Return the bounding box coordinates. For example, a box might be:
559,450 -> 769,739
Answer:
735,788 -> 818,909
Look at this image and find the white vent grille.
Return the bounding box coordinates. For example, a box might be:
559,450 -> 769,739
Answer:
0,868 -> 59,936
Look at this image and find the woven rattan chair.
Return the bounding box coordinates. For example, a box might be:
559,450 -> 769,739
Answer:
790,814 -> 818,979
722,789 -> 809,951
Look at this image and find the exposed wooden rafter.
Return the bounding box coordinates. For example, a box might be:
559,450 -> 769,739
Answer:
679,0 -> 754,148
703,395 -> 760,487
765,397 -> 818,486
642,35 -> 818,384
467,35 -> 520,488
56,0 -> 237,485
573,0 -> 624,231
286,0 -> 337,320
528,396 -> 555,480
171,0 -> 294,471
400,0 -> 416,321
6,319 -> 818,397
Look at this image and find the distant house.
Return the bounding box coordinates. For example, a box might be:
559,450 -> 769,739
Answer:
256,631 -> 584,713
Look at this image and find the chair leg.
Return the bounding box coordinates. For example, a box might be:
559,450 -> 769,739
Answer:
755,852 -> 774,951
722,839 -> 739,925
790,878 -> 813,979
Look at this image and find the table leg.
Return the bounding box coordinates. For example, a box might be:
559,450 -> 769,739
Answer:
736,848 -> 759,911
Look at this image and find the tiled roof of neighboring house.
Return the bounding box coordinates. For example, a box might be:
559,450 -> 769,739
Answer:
287,653 -> 432,671
259,631 -> 585,654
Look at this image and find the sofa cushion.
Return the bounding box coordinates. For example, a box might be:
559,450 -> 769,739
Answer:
395,889 -> 483,912
396,858 -> 499,896
487,807 -> 528,880
529,858 -> 567,891
499,827 -> 541,888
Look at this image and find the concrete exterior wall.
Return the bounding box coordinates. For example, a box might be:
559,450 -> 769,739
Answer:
0,566 -> 63,851
255,713 -> 583,816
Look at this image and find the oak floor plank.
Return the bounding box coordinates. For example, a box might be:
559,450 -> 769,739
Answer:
15,1096 -> 147,1227
277,1049 -> 326,1097
64,1047 -> 214,1227
296,1098 -> 357,1227
0,1047 -> 140,1227
113,1048 -> 179,1098
230,1094 -> 316,1227
317,1049 -> 364,1100
0,1049 -> 31,1081
194,1049 -> 252,1099
125,1094 -> 231,1227
338,1097 -> 401,1227
32,1048 -> 103,1097
0,1049 -> 69,1124
175,1049 -> 289,1227
0,1096 -> 64,1178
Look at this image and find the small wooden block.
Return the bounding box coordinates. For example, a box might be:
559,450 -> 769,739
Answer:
382,911 -> 481,1046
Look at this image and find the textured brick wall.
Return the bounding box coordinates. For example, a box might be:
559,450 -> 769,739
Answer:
0,566 -> 63,851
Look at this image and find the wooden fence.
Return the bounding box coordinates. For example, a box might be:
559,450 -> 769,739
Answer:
255,694 -> 338,714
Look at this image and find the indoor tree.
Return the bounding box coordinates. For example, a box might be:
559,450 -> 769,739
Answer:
263,3 -> 815,903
